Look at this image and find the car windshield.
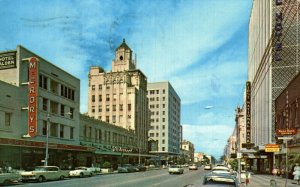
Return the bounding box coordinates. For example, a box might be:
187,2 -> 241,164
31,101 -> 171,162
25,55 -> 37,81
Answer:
34,167 -> 47,171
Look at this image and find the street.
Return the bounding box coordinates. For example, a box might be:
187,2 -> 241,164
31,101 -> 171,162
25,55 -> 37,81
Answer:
14,168 -> 205,187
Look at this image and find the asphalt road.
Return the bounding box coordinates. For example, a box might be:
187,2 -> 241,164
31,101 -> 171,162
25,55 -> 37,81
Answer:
17,167 -> 206,187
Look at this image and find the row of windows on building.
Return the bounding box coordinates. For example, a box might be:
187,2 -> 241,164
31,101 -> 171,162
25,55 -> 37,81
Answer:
42,97 -> 74,119
42,121 -> 74,139
150,118 -> 166,123
149,97 -> 166,102
148,89 -> 166,95
149,104 -> 166,109
91,104 -> 131,113
91,84 -> 124,91
149,124 -> 166,130
39,74 -> 75,101
83,126 -> 135,146
151,111 -> 166,116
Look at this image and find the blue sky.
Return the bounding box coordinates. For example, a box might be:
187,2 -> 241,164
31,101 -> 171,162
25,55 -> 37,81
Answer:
0,0 -> 253,159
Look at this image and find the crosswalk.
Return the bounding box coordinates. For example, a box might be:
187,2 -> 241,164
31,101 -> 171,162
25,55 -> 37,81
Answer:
241,174 -> 297,187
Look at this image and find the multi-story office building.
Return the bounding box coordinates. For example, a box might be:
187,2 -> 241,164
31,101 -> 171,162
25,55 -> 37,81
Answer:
87,39 -> 149,155
181,139 -> 195,164
147,82 -> 181,164
249,0 -> 300,147
248,0 -> 300,173
0,46 -> 85,169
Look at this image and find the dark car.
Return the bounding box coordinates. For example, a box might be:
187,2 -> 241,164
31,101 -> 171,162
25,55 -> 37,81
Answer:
134,164 -> 146,172
117,164 -> 136,173
203,172 -> 240,186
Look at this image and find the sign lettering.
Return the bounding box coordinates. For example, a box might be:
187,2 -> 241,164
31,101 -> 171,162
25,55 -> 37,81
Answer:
0,52 -> 17,70
28,57 -> 38,137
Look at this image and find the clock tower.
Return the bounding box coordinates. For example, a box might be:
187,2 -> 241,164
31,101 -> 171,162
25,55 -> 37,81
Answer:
112,39 -> 136,72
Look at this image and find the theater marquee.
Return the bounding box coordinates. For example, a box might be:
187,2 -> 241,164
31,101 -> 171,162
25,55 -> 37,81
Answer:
28,57 -> 38,137
0,52 -> 17,70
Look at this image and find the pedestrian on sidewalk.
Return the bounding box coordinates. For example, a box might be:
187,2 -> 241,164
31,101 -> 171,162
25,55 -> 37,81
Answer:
293,163 -> 300,185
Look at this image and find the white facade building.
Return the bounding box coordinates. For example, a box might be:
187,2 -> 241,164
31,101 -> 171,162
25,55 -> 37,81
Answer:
147,82 -> 181,163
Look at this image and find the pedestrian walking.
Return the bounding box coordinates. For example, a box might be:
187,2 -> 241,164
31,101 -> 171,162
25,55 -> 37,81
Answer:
293,163 -> 300,185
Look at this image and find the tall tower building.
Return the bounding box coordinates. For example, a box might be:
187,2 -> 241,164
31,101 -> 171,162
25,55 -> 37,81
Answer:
248,0 -> 300,147
88,39 -> 149,153
147,82 -> 181,164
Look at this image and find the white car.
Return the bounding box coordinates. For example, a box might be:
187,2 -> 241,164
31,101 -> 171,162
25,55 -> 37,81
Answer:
21,166 -> 69,182
204,164 -> 212,170
0,172 -> 21,185
69,167 -> 93,177
212,166 -> 232,174
168,165 -> 184,174
189,164 -> 198,170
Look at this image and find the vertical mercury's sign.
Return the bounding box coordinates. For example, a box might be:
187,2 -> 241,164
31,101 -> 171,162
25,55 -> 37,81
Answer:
28,57 -> 38,137
246,81 -> 251,143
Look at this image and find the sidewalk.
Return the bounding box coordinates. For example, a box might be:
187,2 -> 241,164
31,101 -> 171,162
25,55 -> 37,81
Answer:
241,174 -> 298,187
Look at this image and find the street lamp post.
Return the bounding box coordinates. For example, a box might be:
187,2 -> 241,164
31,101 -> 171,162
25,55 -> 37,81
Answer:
45,114 -> 50,166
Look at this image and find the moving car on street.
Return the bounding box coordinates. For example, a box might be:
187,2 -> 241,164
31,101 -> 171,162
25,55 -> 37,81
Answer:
69,167 -> 94,177
211,166 -> 231,174
168,165 -> 184,174
21,166 -> 69,182
204,164 -> 212,170
117,164 -> 136,173
189,164 -> 198,170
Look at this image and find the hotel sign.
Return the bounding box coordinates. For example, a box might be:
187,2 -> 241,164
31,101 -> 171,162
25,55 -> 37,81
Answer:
28,57 -> 38,137
0,52 -> 17,70
246,81 -> 251,144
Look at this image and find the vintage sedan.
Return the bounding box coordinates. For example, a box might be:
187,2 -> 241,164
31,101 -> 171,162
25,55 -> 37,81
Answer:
188,164 -> 198,170
203,172 -> 240,186
69,167 -> 94,177
0,172 -> 21,185
168,165 -> 184,174
117,164 -> 136,173
21,166 -> 69,182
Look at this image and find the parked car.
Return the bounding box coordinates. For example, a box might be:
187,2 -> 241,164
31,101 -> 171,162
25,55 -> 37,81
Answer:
117,164 -> 136,173
21,166 -> 69,182
189,164 -> 198,170
203,172 -> 240,186
88,166 -> 101,174
0,172 -> 21,185
69,167 -> 93,177
168,165 -> 184,174
134,164 -> 146,172
204,164 -> 212,170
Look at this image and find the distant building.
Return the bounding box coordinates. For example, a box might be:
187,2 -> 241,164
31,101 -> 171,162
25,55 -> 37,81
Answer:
181,140 -> 195,164
87,39 -> 149,155
147,82 -> 181,165
194,152 -> 204,163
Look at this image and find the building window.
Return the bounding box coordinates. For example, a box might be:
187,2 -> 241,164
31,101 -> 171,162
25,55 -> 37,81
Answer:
128,104 -> 131,111
4,113 -> 11,127
113,93 -> 117,101
156,118 -> 159,122
112,115 -> 116,123
163,111 -> 165,115
113,105 -> 116,111
39,75 -> 48,90
106,116 -> 109,123
60,125 -> 64,138
98,105 -> 102,112
42,98 -> 48,111
120,104 -> 123,111
60,104 -> 65,116
156,133 -> 159,137
70,108 -> 74,119
162,125 -> 165,130
106,94 -> 110,101
162,147 -> 165,151
156,111 -> 159,115
162,132 -> 165,137
156,104 -> 159,108
99,95 -> 102,102
42,121 -> 47,135
50,123 -> 58,137
163,97 -> 165,101
156,97 -> 159,101
156,90 -> 159,94
92,95 -> 95,102
150,90 -> 155,95
162,118 -> 165,122
106,105 -> 110,112
162,139 -> 165,144
150,133 -> 154,137
99,84 -> 102,90
163,89 -> 165,94
92,85 -> 95,90
163,104 -> 165,108
70,127 -> 74,139
92,106 -> 95,113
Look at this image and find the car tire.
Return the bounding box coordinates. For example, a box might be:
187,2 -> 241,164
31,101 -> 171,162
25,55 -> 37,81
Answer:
38,176 -> 44,182
169,172 -> 172,174
60,175 -> 64,180
80,173 -> 84,178
3,179 -> 11,185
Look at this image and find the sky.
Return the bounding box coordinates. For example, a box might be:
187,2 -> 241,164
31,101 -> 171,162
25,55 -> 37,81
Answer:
0,0 -> 253,159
